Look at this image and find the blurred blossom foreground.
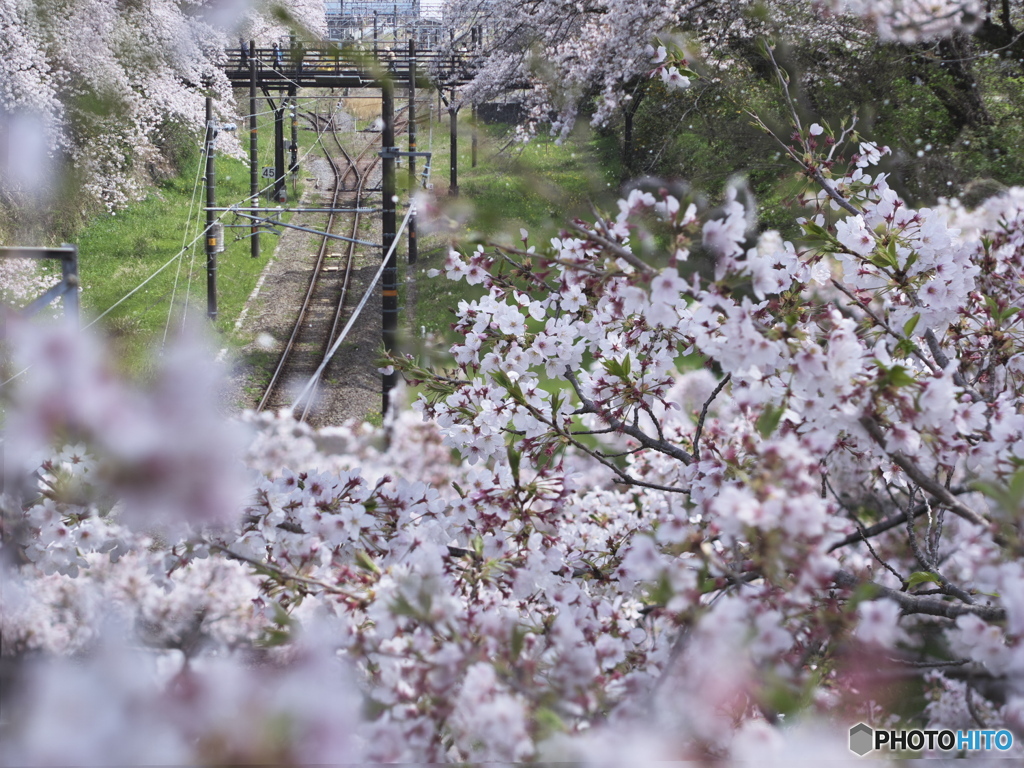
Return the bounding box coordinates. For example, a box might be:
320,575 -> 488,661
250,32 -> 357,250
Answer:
5,168 -> 1024,763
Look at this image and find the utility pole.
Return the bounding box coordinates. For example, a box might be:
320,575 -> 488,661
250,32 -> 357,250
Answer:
407,38 -> 417,264
381,78 -> 398,416
249,41 -> 260,259
204,96 -> 218,321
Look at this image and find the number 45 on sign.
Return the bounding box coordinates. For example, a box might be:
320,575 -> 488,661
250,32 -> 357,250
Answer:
261,167 -> 276,179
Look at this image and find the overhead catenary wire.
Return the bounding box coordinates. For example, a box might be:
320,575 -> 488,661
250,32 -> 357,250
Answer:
3,94 -> 358,389
163,140 -> 208,345
4,94 -> 353,393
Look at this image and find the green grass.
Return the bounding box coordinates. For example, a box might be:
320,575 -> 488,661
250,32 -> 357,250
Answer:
74,98 -> 323,376
405,113 -> 619,341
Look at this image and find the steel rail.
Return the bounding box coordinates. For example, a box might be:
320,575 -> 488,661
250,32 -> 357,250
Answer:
257,95 -> 406,422
298,107 -> 409,420
257,96 -> 349,414
296,108 -> 372,421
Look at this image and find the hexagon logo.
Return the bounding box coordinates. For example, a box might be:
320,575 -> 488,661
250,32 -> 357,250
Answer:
850,722 -> 874,756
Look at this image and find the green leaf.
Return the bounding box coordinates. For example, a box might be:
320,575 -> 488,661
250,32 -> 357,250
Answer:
507,445 -> 522,485
972,469 -> 1024,514
602,356 -> 631,380
877,363 -> 916,389
510,624 -> 526,659
257,627 -> 293,648
846,581 -> 882,609
906,571 -> 940,587
902,313 -> 921,338
800,220 -> 836,248
646,569 -> 674,606
756,403 -> 784,437
354,549 -> 380,574
534,706 -> 566,739
390,593 -> 419,618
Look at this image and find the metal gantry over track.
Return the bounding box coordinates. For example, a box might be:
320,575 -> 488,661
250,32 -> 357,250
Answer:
214,34 -> 480,415
221,38 -> 479,91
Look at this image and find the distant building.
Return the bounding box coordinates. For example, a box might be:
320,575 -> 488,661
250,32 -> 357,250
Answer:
325,0 -> 446,44
325,1 -> 420,15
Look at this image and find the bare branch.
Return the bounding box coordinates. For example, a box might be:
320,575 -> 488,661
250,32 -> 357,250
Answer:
859,416 -> 995,535
692,373 -> 730,462
827,487 -> 970,551
567,221 -> 656,277
566,369 -> 693,465
834,570 -> 1004,622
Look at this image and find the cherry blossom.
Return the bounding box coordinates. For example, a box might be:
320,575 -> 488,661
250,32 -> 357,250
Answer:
6,3 -> 1024,762
0,0 -> 325,209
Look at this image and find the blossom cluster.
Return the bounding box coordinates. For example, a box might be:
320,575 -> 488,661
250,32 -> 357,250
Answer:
5,114 -> 1024,759
0,0 -> 325,210
438,0 -> 986,141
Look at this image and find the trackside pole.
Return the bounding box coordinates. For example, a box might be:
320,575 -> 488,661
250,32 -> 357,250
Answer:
60,244 -> 80,325
205,96 -> 218,321
408,39 -> 418,264
449,88 -> 458,196
249,43 -> 260,259
274,97 -> 286,203
289,84 -> 298,176
381,78 -> 398,416
471,102 -> 477,168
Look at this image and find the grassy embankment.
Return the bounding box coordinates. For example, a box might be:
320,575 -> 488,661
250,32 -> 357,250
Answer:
73,97 -> 323,375
402,111 -> 620,346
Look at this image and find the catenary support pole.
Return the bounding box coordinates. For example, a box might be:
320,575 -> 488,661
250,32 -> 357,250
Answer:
407,39 -> 418,264
205,96 -> 218,321
274,97 -> 286,202
449,89 -> 458,196
471,102 -> 477,168
249,43 -> 260,259
381,78 -> 398,416
289,84 -> 298,176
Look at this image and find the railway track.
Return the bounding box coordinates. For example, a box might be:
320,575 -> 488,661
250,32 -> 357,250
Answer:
256,97 -> 390,423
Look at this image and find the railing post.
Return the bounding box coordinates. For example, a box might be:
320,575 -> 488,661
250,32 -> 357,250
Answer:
471,102 -> 477,168
60,244 -> 79,326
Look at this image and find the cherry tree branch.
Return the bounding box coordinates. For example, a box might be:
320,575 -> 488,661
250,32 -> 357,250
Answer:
566,369 -> 693,465
828,487 -> 970,551
833,570 -> 1004,622
692,373 -> 730,462
859,416 -> 996,536
211,544 -> 357,598
567,221 -> 656,277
